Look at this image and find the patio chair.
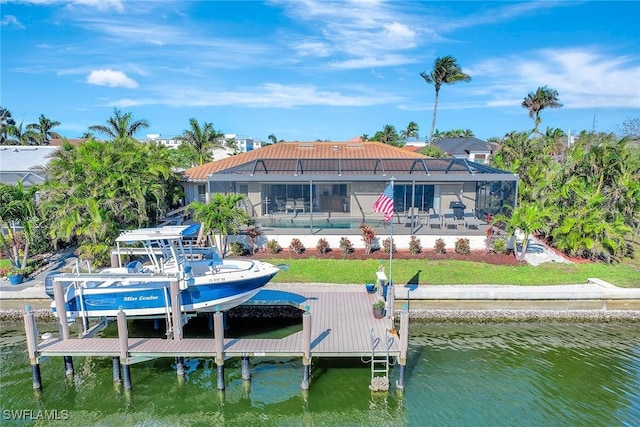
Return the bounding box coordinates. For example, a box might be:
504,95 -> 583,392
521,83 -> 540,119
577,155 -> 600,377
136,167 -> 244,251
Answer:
443,209 -> 458,229
294,198 -> 306,213
428,208 -> 441,229
285,198 -> 295,213
275,198 -> 287,213
463,210 -> 480,229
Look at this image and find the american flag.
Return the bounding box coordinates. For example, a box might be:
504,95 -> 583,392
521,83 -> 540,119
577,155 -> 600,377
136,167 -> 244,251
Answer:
373,182 -> 394,221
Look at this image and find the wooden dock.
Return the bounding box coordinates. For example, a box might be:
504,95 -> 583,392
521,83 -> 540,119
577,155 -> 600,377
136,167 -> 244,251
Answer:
24,285 -> 409,393
36,287 -> 401,359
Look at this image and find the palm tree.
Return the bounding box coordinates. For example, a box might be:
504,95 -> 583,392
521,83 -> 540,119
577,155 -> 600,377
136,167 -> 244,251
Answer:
0,182 -> 38,270
0,107 -> 16,145
267,134 -> 278,145
376,124 -> 400,146
400,121 -> 420,142
188,193 -> 250,256
177,118 -> 223,166
360,134 -> 369,142
420,55 -> 471,143
39,138 -> 177,266
4,121 -> 40,145
419,146 -> 446,158
27,114 -> 61,144
494,202 -> 554,261
88,108 -> 150,141
522,86 -> 563,133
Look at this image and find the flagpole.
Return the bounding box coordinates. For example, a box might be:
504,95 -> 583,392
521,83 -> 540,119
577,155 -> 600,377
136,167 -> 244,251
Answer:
389,177 -> 395,289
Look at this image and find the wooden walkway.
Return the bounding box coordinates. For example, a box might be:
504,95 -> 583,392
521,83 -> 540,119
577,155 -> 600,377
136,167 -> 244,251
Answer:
37,287 -> 400,360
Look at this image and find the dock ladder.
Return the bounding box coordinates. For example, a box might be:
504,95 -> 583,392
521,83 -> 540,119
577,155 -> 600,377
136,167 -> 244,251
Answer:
369,328 -> 394,391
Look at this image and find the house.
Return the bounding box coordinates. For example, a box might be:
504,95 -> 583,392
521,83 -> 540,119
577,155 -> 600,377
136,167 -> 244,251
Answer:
0,145 -> 59,187
431,137 -> 493,164
181,141 -> 517,224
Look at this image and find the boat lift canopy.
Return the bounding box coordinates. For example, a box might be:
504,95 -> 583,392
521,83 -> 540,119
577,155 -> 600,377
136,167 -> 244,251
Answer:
116,224 -> 200,243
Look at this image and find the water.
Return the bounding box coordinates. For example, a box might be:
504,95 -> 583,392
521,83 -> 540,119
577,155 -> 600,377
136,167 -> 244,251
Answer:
1,321 -> 639,426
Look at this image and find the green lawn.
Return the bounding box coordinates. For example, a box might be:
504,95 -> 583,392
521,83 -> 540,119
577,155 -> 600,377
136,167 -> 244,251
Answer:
264,258 -> 640,287
2,254 -> 637,287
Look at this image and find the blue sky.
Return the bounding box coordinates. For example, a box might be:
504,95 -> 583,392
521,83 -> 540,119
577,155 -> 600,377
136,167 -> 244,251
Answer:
2,0 -> 639,142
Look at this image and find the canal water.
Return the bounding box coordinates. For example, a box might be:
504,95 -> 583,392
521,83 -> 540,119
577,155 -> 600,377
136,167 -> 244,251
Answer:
1,320 -> 638,426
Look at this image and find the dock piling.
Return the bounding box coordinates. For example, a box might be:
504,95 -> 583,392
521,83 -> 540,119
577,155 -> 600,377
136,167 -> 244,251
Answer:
170,280 -> 182,341
117,310 -> 132,391
63,356 -> 74,378
23,307 -> 42,392
176,357 -> 185,377
396,307 -> 409,391
301,309 -> 312,390
213,311 -> 225,390
52,281 -> 70,340
112,357 -> 122,385
241,356 -> 251,381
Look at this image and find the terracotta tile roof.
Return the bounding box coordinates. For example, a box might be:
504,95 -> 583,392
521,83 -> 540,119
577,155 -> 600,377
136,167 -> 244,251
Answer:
184,141 -> 427,180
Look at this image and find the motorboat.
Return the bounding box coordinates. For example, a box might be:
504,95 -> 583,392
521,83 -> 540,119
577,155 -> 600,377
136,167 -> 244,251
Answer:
47,224 -> 280,320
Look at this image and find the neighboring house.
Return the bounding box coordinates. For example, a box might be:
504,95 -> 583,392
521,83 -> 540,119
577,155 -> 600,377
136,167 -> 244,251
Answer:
432,137 -> 493,164
0,145 -> 59,187
182,141 -> 517,221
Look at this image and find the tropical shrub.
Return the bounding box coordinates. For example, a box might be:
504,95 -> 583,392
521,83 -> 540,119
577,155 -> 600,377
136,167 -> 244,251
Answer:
339,237 -> 353,256
229,242 -> 246,256
266,239 -> 281,255
360,222 -> 376,254
492,237 -> 508,254
408,235 -> 422,255
434,238 -> 446,254
289,238 -> 305,254
245,227 -> 261,255
455,238 -> 470,254
316,238 -> 330,254
382,237 -> 396,254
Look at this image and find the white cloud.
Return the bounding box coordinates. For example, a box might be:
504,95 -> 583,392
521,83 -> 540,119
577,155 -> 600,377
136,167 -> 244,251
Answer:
86,69 -> 138,88
21,0 -> 125,12
105,82 -> 402,109
471,48 -> 640,109
275,0 -> 421,68
1,15 -> 25,29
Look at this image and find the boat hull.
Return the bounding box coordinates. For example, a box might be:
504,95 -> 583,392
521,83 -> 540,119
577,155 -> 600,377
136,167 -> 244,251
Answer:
52,270 -> 278,319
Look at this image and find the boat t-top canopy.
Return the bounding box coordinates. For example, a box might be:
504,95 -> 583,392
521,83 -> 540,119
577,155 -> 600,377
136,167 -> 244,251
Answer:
116,224 -> 200,243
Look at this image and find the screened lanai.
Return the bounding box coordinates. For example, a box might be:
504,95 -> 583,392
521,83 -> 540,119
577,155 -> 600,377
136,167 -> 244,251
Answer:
182,142 -> 518,231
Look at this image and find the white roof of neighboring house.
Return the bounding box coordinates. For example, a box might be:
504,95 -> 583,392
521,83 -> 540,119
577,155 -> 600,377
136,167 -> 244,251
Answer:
0,145 -> 59,186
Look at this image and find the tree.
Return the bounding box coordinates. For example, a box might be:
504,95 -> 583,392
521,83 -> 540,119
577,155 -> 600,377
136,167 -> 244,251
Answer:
521,86 -> 562,133
4,121 -> 40,145
433,129 -> 476,139
360,134 -> 369,142
400,121 -> 420,142
420,55 -> 471,143
267,134 -> 278,145
619,117 -> 640,142
0,182 -> 38,270
88,108 -> 150,141
39,139 -> 178,266
419,146 -> 446,158
177,118 -> 224,166
493,202 -> 554,261
0,107 -> 16,145
188,193 -> 250,257
28,114 -> 61,144
372,124 -> 401,147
